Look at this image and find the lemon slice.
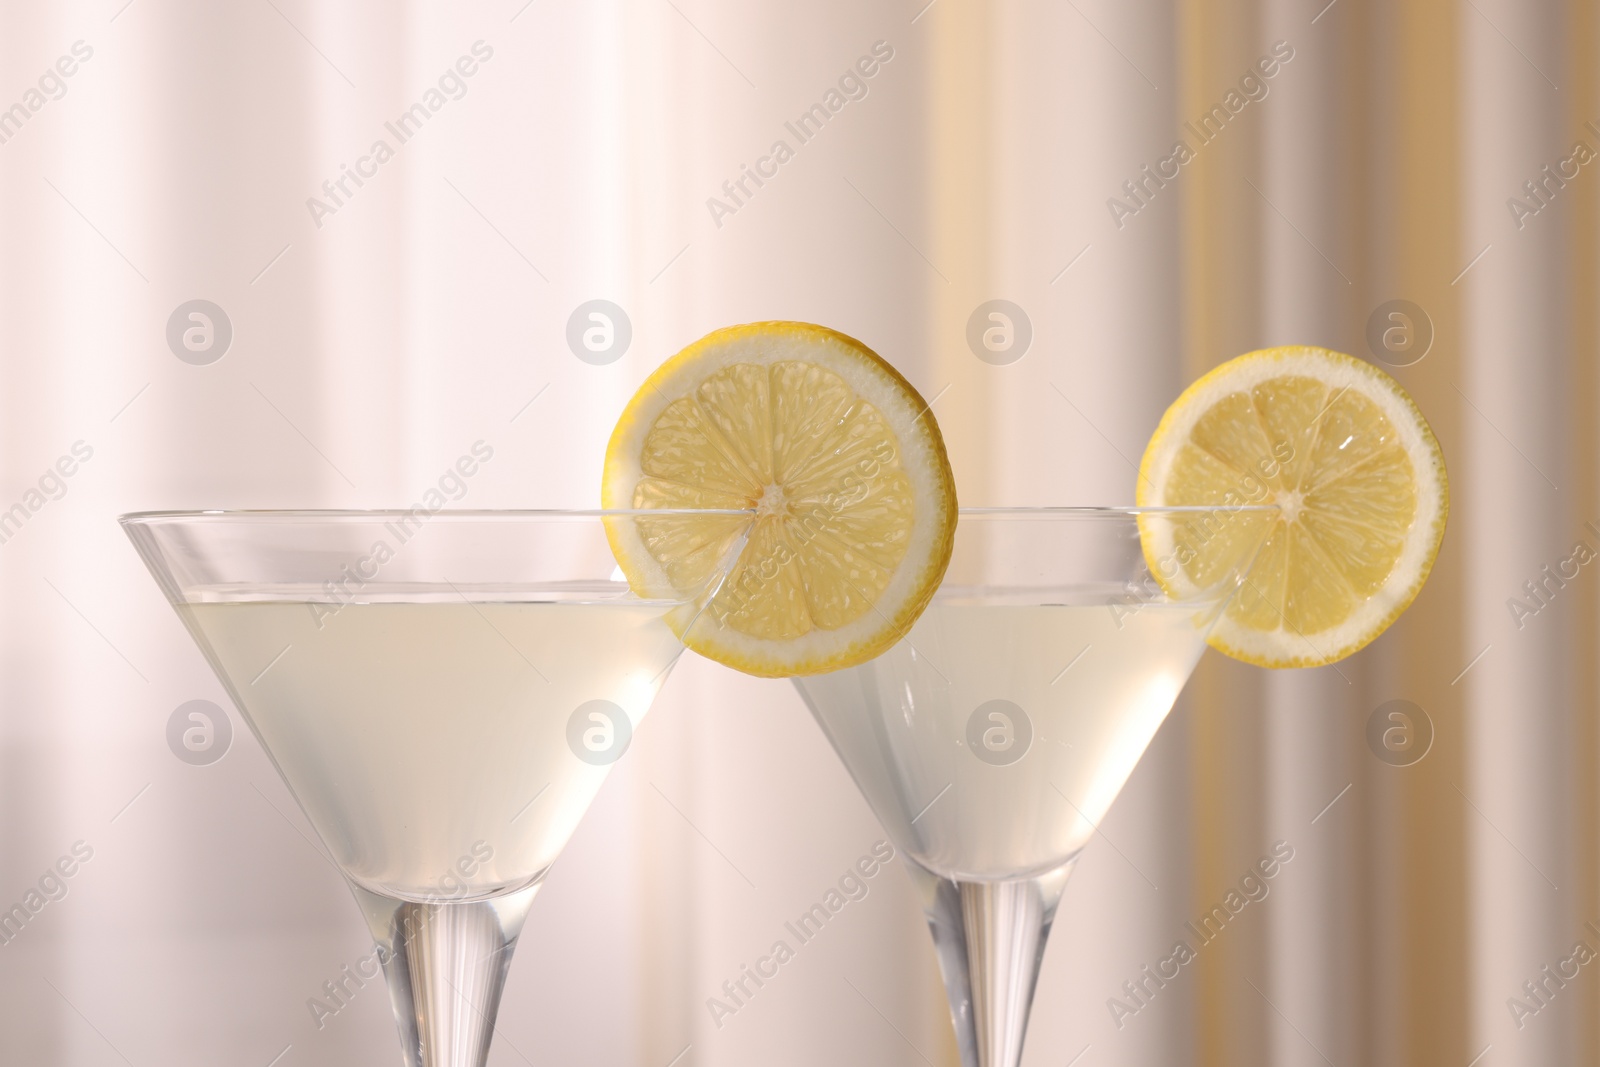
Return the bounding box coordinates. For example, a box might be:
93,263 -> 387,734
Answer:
1137,346 -> 1447,668
602,322 -> 958,677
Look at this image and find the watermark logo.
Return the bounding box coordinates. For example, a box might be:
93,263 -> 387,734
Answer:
966,300 -> 1032,365
567,700 -> 632,765
966,699 -> 1032,765
1106,41 -> 1295,230
0,440 -> 93,547
1508,922 -> 1600,1030
705,40 -> 895,229
708,441 -> 895,627
1107,443 -> 1292,628
1364,299 -> 1432,367
307,41 -> 495,229
1506,522 -> 1600,630
1108,840 -> 1294,1029
166,300 -> 232,365
566,300 -> 631,365
308,440 -> 495,629
0,40 -> 94,148
1506,121 -> 1600,231
706,840 -> 895,1029
166,699 -> 232,766
308,945 -> 393,1029
0,840 -> 94,948
1365,699 -> 1432,767
431,841 -> 496,899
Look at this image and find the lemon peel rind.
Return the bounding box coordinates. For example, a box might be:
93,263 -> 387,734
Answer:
603,321 -> 958,678
1136,346 -> 1448,669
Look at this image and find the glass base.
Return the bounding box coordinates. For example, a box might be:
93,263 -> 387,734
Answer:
349,882 -> 542,1067
902,856 -> 1076,1067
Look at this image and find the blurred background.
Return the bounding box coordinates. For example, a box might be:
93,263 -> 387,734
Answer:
0,0 -> 1595,1063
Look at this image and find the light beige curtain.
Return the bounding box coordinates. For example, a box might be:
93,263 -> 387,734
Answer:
0,1 -> 1594,1065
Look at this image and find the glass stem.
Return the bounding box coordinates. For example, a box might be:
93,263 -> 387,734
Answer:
349,882 -> 542,1067
903,856 -> 1076,1067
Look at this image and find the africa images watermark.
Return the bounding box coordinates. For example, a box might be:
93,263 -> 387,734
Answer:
705,40 -> 896,229
0,840 -> 95,948
1105,40 -> 1296,230
307,944 -> 393,1030
1505,119 -> 1600,231
0,40 -> 95,148
1107,840 -> 1295,1029
306,41 -> 495,229
306,842 -> 497,1030
702,439 -> 895,628
1504,519 -> 1600,631
0,440 -> 95,547
705,840 -> 896,1029
1108,441 -> 1293,629
310,440 -> 495,628
1506,920 -> 1600,1031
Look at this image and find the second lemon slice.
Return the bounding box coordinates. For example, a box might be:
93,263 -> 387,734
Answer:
1137,346 -> 1447,668
603,322 -> 958,677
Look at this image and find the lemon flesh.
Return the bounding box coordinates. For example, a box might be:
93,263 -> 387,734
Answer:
1137,346 -> 1447,668
603,322 -> 958,677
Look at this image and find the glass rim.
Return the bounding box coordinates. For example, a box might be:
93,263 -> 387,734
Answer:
954,505 -> 1279,517
119,504 -> 1278,526
117,508 -> 759,526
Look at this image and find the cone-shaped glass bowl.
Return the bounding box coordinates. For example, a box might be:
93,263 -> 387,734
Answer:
793,506 -> 1275,1067
121,508 -> 742,1067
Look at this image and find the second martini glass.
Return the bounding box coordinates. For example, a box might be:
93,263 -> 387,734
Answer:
122,509 -> 744,1067
793,506 -> 1275,1067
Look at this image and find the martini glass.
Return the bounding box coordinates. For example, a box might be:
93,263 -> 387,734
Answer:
793,506 -> 1275,1067
121,509 -> 745,1067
